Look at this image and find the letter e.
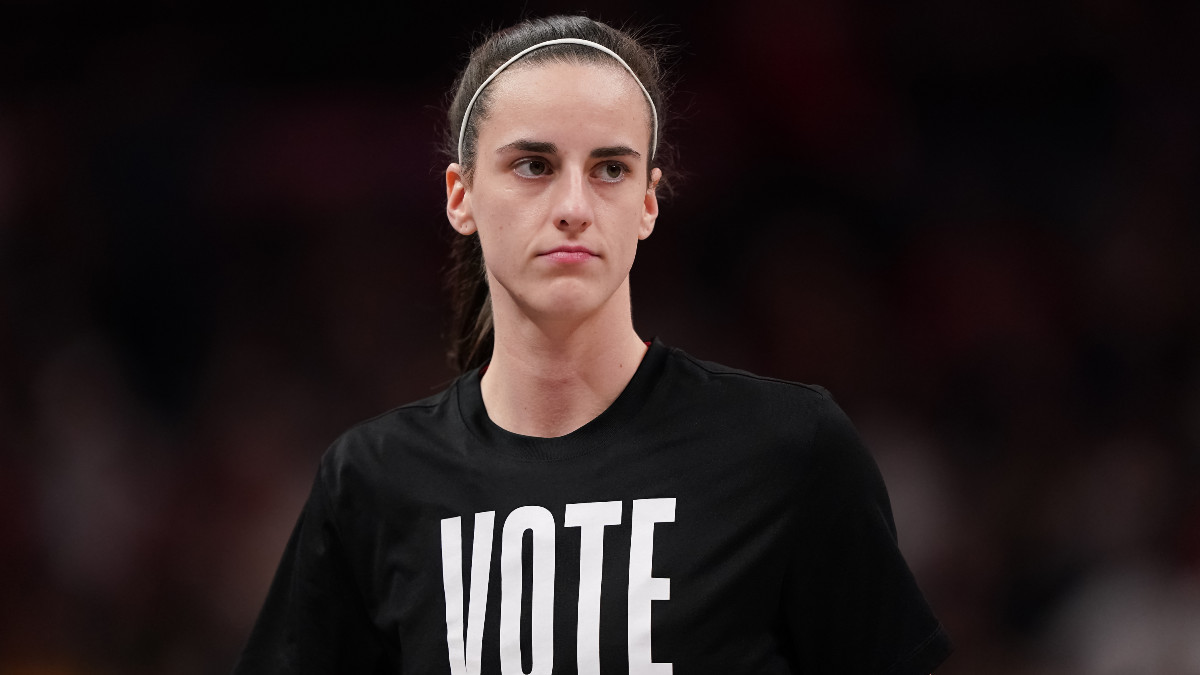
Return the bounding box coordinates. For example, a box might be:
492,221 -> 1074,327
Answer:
628,498 -> 674,675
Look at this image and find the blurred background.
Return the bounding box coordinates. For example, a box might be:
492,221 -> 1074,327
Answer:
1,1 -> 1198,673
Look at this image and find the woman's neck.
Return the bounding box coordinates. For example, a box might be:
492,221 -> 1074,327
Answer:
480,294 -> 648,438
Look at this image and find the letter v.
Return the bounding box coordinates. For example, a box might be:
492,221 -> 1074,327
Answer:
441,512 -> 496,675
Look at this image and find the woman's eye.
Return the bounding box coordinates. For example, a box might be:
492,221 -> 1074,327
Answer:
597,162 -> 627,182
514,159 -> 550,177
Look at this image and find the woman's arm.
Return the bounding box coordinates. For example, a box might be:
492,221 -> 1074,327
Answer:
781,394 -> 951,674
233,467 -> 391,674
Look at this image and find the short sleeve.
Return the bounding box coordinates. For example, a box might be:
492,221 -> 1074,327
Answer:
232,460 -> 391,674
783,394 -> 952,675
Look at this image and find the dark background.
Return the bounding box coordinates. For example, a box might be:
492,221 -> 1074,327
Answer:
2,1 -> 1198,673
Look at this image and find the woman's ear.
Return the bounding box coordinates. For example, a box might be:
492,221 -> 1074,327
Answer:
639,167 -> 662,240
446,163 -> 476,235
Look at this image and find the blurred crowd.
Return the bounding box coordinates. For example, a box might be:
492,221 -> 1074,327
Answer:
1,2 -> 1198,673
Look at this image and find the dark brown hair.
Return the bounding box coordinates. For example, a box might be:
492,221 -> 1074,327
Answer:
442,15 -> 673,373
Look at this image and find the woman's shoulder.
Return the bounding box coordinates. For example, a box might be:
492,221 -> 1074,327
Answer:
657,341 -> 838,411
349,380 -> 460,434
651,342 -> 871,477
642,341 -> 863,455
316,376 -> 471,478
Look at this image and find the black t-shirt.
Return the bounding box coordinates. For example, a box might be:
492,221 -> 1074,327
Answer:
234,339 -> 951,674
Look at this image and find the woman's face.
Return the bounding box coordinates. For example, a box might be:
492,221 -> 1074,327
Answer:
446,60 -> 661,327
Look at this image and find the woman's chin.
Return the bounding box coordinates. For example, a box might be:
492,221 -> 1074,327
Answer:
496,276 -> 628,327
523,293 -> 617,327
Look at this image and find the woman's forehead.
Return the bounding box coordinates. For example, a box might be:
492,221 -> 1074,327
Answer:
490,60 -> 643,106
478,61 -> 653,149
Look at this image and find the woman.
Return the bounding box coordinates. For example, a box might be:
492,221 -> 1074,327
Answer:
235,15 -> 951,675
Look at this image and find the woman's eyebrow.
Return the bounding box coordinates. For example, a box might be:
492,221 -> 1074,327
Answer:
591,145 -> 641,159
493,140 -> 641,159
496,139 -> 557,154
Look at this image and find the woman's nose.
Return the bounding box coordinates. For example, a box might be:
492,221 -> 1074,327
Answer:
552,168 -> 594,231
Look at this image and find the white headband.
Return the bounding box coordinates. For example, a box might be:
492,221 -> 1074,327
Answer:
457,37 -> 659,163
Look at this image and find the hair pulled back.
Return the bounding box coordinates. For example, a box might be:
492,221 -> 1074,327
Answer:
443,15 -> 672,374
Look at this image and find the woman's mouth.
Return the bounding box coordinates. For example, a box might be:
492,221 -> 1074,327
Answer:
540,245 -> 598,263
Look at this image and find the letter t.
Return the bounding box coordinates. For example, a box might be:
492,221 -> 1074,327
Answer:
565,501 -> 623,675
